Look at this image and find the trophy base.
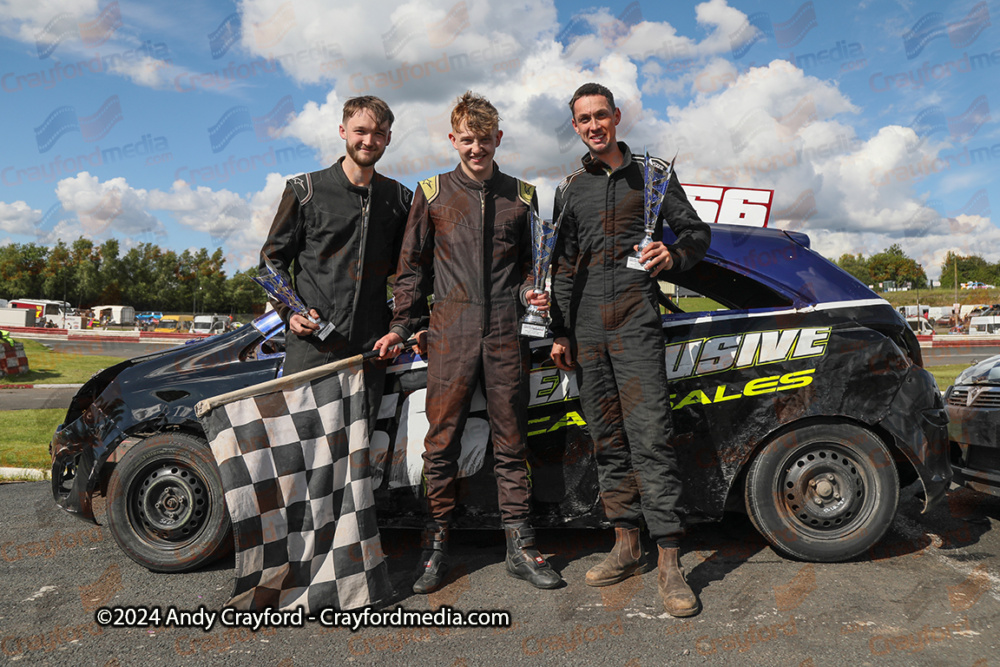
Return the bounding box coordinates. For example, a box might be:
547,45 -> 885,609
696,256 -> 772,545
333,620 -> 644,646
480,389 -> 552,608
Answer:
314,320 -> 336,341
519,322 -> 549,338
626,256 -> 648,271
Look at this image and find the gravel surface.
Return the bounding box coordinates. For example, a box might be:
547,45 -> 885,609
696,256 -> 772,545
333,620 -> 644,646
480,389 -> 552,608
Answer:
1,481 -> 998,665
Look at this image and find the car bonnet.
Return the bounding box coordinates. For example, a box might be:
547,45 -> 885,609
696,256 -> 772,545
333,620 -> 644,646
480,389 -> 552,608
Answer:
955,354 -> 1000,385
664,224 -> 880,308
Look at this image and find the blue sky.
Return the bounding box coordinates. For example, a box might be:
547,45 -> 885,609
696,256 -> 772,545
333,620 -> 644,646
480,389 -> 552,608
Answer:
0,0 -> 995,279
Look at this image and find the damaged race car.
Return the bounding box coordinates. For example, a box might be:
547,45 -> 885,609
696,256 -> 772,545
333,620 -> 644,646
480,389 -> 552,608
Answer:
51,223 -> 951,573
945,355 -> 1000,496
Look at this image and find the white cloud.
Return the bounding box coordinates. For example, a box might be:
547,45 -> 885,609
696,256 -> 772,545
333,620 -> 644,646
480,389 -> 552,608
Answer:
270,0 -> 998,273
0,0 -> 98,44
231,171 -> 291,269
693,0 -> 760,55
282,89 -> 344,165
46,172 -> 293,270
10,0 -> 995,281
55,172 -> 163,237
0,0 -> 190,91
0,201 -> 43,235
623,56 -> 1000,279
105,55 -> 173,88
265,0 -> 764,207
810,212 -> 1000,282
238,0 -> 557,91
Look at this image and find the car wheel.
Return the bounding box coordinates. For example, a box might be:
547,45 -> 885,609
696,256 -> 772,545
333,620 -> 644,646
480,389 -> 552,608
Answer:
744,423 -> 898,562
106,432 -> 232,573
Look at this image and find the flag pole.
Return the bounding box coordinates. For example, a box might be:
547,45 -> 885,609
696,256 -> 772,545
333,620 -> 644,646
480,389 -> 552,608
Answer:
195,341 -> 413,417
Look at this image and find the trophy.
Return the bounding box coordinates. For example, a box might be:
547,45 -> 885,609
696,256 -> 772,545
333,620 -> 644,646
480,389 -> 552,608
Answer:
519,207 -> 563,338
626,150 -> 675,271
253,256 -> 336,340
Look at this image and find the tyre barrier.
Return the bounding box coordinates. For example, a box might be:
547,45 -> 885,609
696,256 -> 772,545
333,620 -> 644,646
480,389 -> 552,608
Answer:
1,342 -> 30,376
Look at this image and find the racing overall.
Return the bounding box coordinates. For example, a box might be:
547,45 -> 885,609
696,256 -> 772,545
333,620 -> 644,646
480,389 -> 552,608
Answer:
389,164 -> 537,526
260,158 -> 412,425
549,143 -> 711,543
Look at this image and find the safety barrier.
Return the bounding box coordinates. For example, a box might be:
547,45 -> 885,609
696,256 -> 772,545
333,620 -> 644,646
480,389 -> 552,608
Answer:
1,341 -> 30,376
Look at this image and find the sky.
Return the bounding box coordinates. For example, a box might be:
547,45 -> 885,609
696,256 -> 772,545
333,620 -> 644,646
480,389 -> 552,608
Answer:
0,0 -> 996,281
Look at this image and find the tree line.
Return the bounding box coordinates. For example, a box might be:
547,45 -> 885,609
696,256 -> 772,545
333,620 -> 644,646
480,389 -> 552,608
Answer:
0,238 -> 267,315
937,251 -> 1000,288
835,244 -> 928,289
3,237 -> 993,314
836,245 -> 1000,290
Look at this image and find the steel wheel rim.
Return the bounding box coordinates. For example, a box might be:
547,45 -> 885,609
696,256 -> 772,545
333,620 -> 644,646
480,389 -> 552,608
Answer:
777,442 -> 877,539
128,461 -> 209,546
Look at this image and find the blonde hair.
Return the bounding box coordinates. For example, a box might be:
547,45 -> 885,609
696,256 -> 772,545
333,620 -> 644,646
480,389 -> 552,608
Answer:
450,91 -> 500,135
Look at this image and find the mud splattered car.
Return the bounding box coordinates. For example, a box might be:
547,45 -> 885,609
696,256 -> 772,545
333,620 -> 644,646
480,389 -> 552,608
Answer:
945,355 -> 1000,496
51,224 -> 950,572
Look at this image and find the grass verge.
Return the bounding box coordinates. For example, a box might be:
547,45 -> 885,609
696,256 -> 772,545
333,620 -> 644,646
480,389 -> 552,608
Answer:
0,408 -> 62,470
0,363 -> 965,473
1,337 -> 125,385
926,364 -> 966,391
878,287 -> 1000,309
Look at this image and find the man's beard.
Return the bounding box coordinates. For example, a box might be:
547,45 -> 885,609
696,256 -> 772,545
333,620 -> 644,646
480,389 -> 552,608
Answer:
346,142 -> 384,167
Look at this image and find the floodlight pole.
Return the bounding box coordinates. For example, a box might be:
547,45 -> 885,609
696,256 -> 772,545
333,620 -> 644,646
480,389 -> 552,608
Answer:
954,260 -> 958,326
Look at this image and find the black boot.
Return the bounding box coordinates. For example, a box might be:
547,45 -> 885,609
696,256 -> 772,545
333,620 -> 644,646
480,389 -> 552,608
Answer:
504,523 -> 563,589
413,525 -> 450,594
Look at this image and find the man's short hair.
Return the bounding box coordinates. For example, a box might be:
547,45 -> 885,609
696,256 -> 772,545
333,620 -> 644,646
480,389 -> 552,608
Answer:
450,91 -> 500,135
568,83 -> 616,117
342,95 -> 395,127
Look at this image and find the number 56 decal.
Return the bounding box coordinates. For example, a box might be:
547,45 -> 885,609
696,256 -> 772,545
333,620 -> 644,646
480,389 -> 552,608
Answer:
682,184 -> 773,227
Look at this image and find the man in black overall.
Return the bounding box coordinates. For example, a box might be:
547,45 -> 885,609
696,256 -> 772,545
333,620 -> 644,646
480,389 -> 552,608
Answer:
549,83 -> 711,617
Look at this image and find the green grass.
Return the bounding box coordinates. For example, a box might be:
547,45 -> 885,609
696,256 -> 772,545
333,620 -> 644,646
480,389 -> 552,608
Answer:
0,408 -> 62,470
0,337 -> 972,472
1,364 -> 966,473
877,287 -> 1000,309
674,296 -> 726,312
669,285 -> 1000,313
1,337 -> 125,385
925,364 -> 967,391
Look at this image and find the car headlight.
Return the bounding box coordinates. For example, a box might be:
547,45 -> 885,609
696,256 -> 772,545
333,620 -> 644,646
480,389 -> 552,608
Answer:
954,354 -> 1000,386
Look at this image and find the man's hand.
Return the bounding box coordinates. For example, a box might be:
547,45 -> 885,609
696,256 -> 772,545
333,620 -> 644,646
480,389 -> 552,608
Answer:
527,290 -> 549,312
413,330 -> 428,356
289,309 -> 321,336
636,242 -> 674,277
373,332 -> 404,359
550,336 -> 575,371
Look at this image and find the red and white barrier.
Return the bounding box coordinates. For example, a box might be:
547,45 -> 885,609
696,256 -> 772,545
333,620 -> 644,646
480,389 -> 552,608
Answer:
1,342 -> 30,376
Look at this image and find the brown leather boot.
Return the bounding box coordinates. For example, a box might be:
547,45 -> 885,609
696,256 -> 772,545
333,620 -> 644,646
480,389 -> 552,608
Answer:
585,526 -> 647,587
657,545 -> 700,617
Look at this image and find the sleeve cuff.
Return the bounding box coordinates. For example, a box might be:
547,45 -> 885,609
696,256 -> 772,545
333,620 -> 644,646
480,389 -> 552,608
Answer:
390,324 -> 412,340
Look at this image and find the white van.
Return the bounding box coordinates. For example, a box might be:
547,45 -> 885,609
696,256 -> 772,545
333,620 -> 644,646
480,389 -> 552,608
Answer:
91,305 -> 136,326
969,306 -> 1000,334
906,316 -> 935,335
192,315 -> 228,334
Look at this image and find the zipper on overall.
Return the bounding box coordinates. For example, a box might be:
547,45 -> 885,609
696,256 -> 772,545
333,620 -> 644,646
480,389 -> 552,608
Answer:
480,189 -> 489,333
349,190 -> 372,340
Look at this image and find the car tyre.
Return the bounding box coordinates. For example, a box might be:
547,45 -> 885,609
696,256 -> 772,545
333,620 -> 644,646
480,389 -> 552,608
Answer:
744,423 -> 898,562
106,432 -> 231,573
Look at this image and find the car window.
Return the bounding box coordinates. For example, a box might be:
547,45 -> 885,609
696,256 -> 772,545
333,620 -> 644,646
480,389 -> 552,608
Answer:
661,261 -> 793,313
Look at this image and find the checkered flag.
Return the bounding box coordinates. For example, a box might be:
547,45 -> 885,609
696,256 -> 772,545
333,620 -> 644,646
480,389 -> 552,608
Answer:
196,354 -> 391,611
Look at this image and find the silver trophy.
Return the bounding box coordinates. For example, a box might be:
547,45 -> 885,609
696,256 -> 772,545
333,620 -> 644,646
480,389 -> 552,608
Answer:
519,208 -> 563,338
253,256 -> 336,341
626,150 -> 675,271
